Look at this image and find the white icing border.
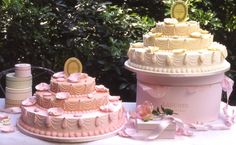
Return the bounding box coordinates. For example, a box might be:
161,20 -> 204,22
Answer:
125,60 -> 230,77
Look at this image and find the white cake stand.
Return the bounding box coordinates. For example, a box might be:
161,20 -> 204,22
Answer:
124,60 -> 230,78
124,60 -> 231,123
17,120 -> 125,143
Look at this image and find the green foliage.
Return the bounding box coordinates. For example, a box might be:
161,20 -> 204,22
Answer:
152,106 -> 175,116
0,0 -> 154,101
106,0 -> 166,21
0,0 -> 235,103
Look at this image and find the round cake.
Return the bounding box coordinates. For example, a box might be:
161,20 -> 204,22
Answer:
17,71 -> 126,142
125,18 -> 231,123
5,63 -> 32,108
126,18 -> 230,74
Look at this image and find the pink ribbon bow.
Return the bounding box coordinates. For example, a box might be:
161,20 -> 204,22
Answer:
221,76 -> 234,100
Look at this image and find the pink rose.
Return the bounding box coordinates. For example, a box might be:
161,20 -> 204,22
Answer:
95,85 -> 109,92
53,72 -> 65,78
136,101 -> 154,121
35,83 -> 50,91
22,96 -> 37,106
221,76 -> 234,98
56,92 -> 70,100
67,73 -> 81,83
99,103 -> 116,112
108,95 -> 120,102
47,107 -> 64,116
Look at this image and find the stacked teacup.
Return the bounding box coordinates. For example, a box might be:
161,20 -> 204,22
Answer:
5,63 -> 32,108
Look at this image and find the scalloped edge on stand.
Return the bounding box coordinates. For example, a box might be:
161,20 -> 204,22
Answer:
124,60 -> 230,78
17,120 -> 125,143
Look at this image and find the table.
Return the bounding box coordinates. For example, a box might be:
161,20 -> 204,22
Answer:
0,98 -> 236,145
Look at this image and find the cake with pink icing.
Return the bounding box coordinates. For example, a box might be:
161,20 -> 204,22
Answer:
17,61 -> 126,142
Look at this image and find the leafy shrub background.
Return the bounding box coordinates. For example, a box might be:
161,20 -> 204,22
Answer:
0,0 -> 155,101
0,0 -> 235,104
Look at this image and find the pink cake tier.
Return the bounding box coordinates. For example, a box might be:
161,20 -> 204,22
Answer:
18,72 -> 126,142
50,72 -> 95,95
35,89 -> 109,111
18,99 -> 125,139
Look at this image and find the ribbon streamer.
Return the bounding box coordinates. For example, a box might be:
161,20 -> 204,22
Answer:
119,75 -> 235,140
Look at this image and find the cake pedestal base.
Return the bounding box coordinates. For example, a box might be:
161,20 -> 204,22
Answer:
17,119 -> 126,143
125,61 -> 230,123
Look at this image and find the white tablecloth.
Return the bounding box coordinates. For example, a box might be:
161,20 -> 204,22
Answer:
0,98 -> 236,145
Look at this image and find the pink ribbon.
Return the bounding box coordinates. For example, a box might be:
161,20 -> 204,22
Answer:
221,76 -> 234,100
119,112 -> 193,140
221,76 -> 235,127
139,83 -> 168,99
119,74 -> 235,140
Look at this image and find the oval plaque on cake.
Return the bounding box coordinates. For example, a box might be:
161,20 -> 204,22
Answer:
64,57 -> 83,76
171,0 -> 188,22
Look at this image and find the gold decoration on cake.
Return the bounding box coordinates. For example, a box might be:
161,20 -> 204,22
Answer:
173,49 -> 186,55
208,47 -> 218,51
171,0 -> 188,22
64,57 -> 83,76
200,29 -> 209,34
146,46 -> 159,54
190,32 -> 201,38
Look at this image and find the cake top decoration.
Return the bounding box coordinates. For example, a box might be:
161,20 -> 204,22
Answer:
64,57 -> 83,76
35,82 -> 50,91
53,71 -> 65,78
171,0 -> 188,22
67,73 -> 81,83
